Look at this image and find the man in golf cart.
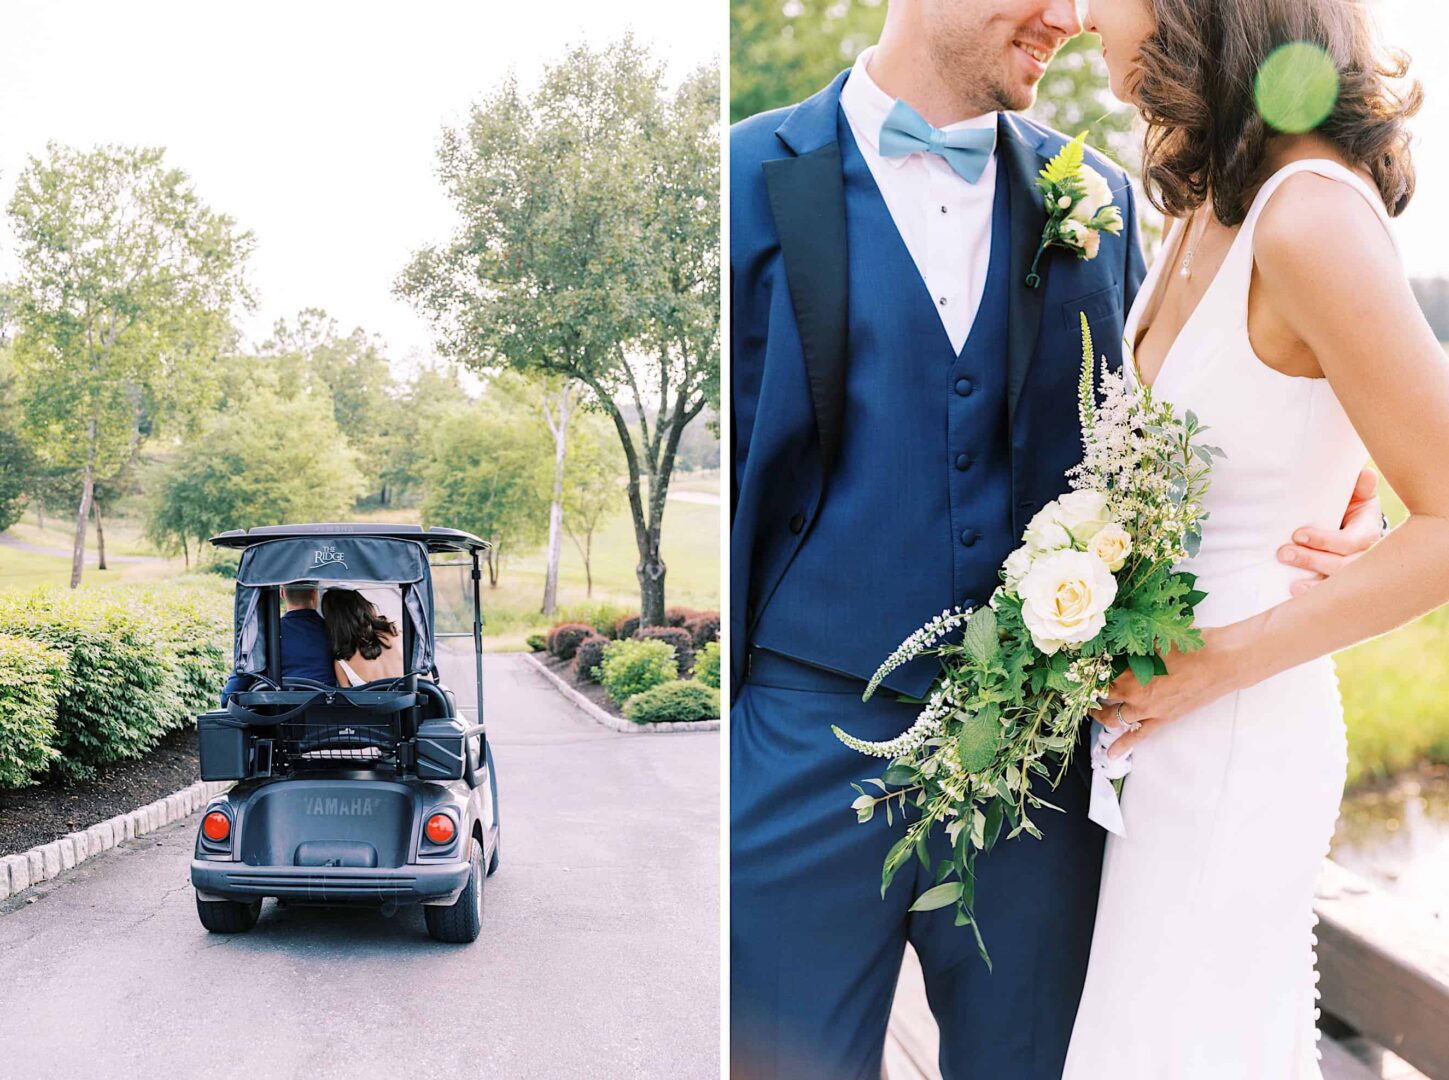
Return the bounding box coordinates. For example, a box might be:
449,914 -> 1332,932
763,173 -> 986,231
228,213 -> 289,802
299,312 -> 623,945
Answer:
219,581 -> 335,704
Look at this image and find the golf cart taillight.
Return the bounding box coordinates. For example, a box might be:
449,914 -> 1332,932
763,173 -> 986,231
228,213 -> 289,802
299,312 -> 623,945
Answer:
202,811 -> 231,842
425,813 -> 455,845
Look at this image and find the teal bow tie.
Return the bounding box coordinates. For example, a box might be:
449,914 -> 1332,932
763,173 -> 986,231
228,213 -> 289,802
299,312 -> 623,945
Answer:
878,99 -> 995,183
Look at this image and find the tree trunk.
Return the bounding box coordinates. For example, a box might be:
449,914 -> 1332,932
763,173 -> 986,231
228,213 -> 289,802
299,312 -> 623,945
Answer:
70,467 -> 93,589
540,383 -> 575,617
36,505 -> 44,530
637,554 -> 666,627
182,534 -> 190,569
584,529 -> 594,597
93,498 -> 108,571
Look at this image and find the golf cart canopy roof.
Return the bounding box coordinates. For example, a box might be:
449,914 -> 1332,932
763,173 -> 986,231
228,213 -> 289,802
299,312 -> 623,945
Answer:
210,523 -> 490,555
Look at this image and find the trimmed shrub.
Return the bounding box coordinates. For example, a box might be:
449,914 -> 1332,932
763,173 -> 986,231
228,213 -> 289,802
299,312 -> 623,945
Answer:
683,612 -> 720,647
132,585 -> 231,722
547,622 -> 595,661
598,638 -> 678,706
0,587 -> 184,781
633,626 -> 695,673
555,602 -> 633,640
0,634 -> 67,788
573,634 -> 611,684
614,613 -> 642,640
623,679 -> 720,725
525,633 -> 548,653
664,606 -> 699,628
695,640 -> 721,689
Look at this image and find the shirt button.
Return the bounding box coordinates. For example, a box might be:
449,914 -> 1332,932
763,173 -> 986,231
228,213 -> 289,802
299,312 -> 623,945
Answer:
960,528 -> 978,547
955,453 -> 972,471
938,296 -> 948,307
789,512 -> 805,534
940,205 -> 948,214
955,378 -> 974,397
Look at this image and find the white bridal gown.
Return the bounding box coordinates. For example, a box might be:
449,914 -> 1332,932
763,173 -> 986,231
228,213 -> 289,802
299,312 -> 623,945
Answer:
1061,159 -> 1396,1079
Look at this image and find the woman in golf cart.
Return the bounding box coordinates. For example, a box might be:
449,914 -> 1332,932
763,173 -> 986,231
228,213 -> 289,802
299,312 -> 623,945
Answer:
321,587 -> 404,686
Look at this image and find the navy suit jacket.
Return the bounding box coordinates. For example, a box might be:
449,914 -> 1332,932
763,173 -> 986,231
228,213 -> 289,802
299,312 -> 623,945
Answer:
219,607 -> 337,704
730,70 -> 1149,705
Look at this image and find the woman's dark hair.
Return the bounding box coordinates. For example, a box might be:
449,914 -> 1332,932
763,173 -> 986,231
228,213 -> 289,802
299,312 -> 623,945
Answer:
321,588 -> 398,661
1131,0 -> 1422,225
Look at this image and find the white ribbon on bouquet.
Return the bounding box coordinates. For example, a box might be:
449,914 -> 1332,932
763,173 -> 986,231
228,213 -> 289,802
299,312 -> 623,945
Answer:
1087,717 -> 1136,836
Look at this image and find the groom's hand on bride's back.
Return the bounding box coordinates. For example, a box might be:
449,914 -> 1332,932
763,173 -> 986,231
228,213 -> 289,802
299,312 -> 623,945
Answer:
1276,466 -> 1386,595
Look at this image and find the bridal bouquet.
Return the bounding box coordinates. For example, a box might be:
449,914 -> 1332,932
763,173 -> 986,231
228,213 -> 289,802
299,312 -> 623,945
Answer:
834,314 -> 1225,967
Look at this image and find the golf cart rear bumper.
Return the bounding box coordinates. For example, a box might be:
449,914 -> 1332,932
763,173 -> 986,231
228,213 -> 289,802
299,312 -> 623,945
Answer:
191,859 -> 470,905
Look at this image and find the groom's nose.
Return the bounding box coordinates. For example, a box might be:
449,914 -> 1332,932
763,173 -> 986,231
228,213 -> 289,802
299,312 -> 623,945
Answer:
1040,0 -> 1085,39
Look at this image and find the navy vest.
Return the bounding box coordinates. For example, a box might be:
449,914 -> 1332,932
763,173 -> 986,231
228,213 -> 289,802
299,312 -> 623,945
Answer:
752,107 -> 1018,695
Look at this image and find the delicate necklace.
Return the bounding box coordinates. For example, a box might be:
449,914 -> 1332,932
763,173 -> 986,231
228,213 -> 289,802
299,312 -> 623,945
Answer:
1178,208 -> 1210,280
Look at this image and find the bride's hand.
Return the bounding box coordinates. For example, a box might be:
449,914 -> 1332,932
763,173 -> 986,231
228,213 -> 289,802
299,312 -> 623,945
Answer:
1086,626 -> 1246,758
1276,466 -> 1385,596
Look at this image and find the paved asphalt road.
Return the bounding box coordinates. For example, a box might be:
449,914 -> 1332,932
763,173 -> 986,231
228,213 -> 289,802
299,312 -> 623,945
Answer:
0,653 -> 720,1080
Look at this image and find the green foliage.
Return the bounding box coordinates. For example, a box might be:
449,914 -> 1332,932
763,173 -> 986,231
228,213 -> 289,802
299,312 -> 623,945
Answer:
0,349 -> 37,532
634,625 -> 695,673
695,640 -> 721,689
0,582 -> 230,781
623,679 -> 720,724
145,390 -> 366,559
598,638 -> 678,705
0,634 -> 67,788
547,622 -> 595,661
573,634 -> 611,683
525,633 -> 548,653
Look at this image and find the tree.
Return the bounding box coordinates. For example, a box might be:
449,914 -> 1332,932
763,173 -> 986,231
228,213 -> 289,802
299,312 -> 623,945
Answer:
398,38 -> 721,626
375,364 -> 475,507
420,404 -> 552,587
145,391 -> 366,563
7,143 -> 253,587
0,347 -> 37,532
561,413 -> 626,597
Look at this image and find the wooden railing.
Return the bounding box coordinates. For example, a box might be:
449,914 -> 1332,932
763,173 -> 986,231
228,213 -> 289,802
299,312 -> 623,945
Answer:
886,860 -> 1446,1080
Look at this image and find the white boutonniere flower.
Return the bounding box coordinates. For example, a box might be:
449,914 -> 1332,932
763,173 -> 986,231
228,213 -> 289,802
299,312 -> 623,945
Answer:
1026,133 -> 1126,288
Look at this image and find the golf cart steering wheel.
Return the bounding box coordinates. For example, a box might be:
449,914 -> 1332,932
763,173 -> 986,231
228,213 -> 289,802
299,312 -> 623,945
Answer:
279,677 -> 335,692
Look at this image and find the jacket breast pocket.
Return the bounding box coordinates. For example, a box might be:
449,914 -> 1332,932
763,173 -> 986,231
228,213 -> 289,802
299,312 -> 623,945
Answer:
1060,285 -> 1122,332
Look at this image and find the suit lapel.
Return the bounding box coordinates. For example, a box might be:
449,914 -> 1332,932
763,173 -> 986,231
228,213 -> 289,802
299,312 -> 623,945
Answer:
999,115 -> 1052,430
764,71 -> 850,482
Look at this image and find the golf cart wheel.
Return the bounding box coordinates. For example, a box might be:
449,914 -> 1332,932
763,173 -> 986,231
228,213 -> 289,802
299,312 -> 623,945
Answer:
486,830 -> 499,877
425,840 -> 483,943
196,894 -> 261,933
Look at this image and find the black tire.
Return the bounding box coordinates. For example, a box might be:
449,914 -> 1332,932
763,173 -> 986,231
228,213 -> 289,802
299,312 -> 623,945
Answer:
196,894 -> 261,933
425,840 -> 483,943
486,829 -> 500,877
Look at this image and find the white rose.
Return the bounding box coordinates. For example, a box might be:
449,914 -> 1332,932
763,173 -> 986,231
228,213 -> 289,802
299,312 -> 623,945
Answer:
1058,218 -> 1089,252
1018,550 -> 1119,655
1054,489 -> 1113,545
1024,502 -> 1072,552
1088,522 -> 1133,572
1003,544 -> 1035,589
1094,203 -> 1124,235
1070,164 -> 1114,224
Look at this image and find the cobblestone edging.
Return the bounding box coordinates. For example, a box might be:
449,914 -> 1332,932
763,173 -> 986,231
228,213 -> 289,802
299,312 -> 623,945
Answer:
0,778 -> 235,902
522,652 -> 721,733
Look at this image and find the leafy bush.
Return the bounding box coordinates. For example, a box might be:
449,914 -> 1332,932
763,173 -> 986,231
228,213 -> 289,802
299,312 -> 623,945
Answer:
0,634 -> 67,788
615,613 -> 642,640
683,612 -> 720,647
664,606 -> 699,628
598,638 -> 678,705
547,622 -> 595,661
526,633 -> 548,652
633,626 -> 695,673
554,601 -> 633,640
131,585 -> 231,721
0,588 -> 184,780
623,679 -> 720,724
573,634 -> 611,684
695,640 -> 721,689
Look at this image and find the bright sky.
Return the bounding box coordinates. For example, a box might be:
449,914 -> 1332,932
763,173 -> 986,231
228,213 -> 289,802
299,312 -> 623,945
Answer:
0,0 -> 718,372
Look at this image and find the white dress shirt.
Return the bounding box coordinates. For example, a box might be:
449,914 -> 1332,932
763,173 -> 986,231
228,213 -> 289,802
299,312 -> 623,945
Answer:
839,46 -> 999,355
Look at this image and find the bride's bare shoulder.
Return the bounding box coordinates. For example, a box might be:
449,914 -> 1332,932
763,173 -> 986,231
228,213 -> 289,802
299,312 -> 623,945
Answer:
1253,171 -> 1396,287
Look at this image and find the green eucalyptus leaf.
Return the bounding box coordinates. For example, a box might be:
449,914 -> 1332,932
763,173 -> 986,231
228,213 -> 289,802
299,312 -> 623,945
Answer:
909,881 -> 964,912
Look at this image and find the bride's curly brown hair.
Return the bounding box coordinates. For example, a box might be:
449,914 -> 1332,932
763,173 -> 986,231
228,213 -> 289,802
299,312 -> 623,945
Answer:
1129,0 -> 1422,225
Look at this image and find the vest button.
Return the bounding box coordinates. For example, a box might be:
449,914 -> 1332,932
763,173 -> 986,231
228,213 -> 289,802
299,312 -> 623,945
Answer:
789,512 -> 805,534
955,378 -> 974,397
960,528 -> 978,547
955,453 -> 972,471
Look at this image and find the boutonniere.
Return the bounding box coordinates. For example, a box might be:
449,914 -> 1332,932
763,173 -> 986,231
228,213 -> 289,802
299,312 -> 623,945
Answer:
1025,133 -> 1125,288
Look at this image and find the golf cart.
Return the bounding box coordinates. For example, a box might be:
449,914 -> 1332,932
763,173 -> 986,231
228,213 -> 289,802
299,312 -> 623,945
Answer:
190,524 -> 499,943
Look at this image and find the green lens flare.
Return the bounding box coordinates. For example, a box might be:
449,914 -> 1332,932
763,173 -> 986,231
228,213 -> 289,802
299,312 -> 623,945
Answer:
1254,42 -> 1340,133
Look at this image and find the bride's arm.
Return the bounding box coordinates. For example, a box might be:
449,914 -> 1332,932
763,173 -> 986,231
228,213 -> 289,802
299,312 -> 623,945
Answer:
1094,175 -> 1449,750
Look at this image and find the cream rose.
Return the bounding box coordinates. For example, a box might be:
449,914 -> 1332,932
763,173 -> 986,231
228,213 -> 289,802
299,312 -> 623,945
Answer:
1070,164 -> 1115,224
1003,544 -> 1035,589
1058,218 -> 1100,258
1017,549 -> 1118,655
1088,522 -> 1133,572
1024,503 -> 1072,552
1054,489 -> 1113,545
